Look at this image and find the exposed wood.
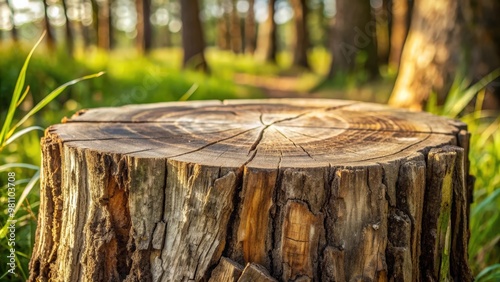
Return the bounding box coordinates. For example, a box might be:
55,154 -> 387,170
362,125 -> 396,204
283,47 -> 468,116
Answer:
30,99 -> 473,281
208,257 -> 243,282
238,263 -> 277,282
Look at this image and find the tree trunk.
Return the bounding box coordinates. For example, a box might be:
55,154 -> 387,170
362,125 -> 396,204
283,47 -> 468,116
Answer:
230,0 -> 243,53
136,0 -> 153,54
290,0 -> 310,69
96,0 -> 112,50
389,0 -> 412,71
328,0 -> 379,79
217,0 -> 231,50
389,0 -> 464,110
255,0 -> 277,62
29,99 -> 473,282
6,0 -> 18,42
375,0 -> 390,66
470,0 -> 500,110
180,0 -> 208,71
62,0 -> 74,56
43,0 -> 56,51
245,0 -> 256,54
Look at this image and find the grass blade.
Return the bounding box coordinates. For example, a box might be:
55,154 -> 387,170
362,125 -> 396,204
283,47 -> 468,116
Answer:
16,86 -> 31,107
178,83 -> 199,101
0,163 -> 40,171
13,170 -> 40,215
3,126 -> 45,148
445,69 -> 500,117
7,71 -> 105,137
476,264 -> 500,282
0,32 -> 45,146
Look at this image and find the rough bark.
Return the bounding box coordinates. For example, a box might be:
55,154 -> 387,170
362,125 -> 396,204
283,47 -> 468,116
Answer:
255,0 -> 277,62
290,0 -> 310,69
29,99 -> 473,281
389,0 -> 464,110
180,0 -> 208,71
136,0 -> 153,54
329,0 -> 379,79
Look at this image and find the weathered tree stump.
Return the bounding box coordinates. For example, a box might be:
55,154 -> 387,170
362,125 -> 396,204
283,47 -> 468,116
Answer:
29,99 -> 473,281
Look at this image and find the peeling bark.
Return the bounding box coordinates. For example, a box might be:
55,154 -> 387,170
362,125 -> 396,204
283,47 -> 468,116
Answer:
30,99 -> 472,281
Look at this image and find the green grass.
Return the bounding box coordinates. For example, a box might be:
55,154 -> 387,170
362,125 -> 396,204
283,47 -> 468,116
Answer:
0,42 -> 499,280
427,73 -> 500,280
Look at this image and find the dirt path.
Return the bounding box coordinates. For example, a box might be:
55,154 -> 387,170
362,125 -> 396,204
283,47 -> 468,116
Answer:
234,73 -> 313,98
234,73 -> 393,103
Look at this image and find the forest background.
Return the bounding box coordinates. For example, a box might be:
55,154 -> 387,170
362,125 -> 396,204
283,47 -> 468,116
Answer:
0,0 -> 499,280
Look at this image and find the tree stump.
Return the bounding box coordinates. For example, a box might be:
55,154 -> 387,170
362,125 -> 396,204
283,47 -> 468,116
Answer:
29,99 -> 473,282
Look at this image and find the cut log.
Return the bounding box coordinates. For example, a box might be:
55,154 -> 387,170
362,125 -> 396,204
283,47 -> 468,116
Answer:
29,99 -> 473,281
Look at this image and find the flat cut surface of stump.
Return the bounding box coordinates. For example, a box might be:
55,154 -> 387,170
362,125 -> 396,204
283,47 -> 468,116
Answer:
53,99 -> 462,167
30,99 -> 473,282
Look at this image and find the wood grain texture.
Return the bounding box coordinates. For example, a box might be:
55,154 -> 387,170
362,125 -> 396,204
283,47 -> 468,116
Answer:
29,99 -> 473,281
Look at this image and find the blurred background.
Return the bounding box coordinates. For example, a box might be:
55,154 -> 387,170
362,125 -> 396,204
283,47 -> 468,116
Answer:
0,0 -> 499,280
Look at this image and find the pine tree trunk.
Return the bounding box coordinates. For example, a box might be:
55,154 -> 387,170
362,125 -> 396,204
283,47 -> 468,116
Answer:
43,0 -> 56,51
328,0 -> 379,79
470,0 -> 500,110
389,0 -> 463,110
230,0 -> 243,54
6,0 -> 18,42
290,0 -> 310,69
136,0 -> 153,54
62,0 -> 74,56
180,0 -> 208,71
245,0 -> 256,54
29,99 -> 473,282
256,0 -> 277,62
388,0 -> 412,71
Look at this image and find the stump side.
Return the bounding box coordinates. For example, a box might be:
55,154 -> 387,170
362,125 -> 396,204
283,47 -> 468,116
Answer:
29,99 -> 473,282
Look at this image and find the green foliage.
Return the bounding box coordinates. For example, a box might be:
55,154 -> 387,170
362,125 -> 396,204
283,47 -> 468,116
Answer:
427,74 -> 500,279
0,35 -> 103,280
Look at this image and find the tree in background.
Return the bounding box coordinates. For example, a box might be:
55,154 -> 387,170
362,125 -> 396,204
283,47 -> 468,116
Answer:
91,0 -> 113,50
230,0 -> 242,53
255,0 -> 277,62
470,0 -> 500,109
389,0 -> 413,71
245,0 -> 256,54
62,0 -> 74,56
180,0 -> 208,71
328,0 -> 379,79
389,0 -> 464,110
217,0 -> 231,50
136,0 -> 153,54
6,0 -> 18,42
290,0 -> 310,69
43,0 -> 56,51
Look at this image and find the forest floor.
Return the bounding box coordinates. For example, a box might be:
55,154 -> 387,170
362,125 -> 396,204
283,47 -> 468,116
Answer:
233,72 -> 394,103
